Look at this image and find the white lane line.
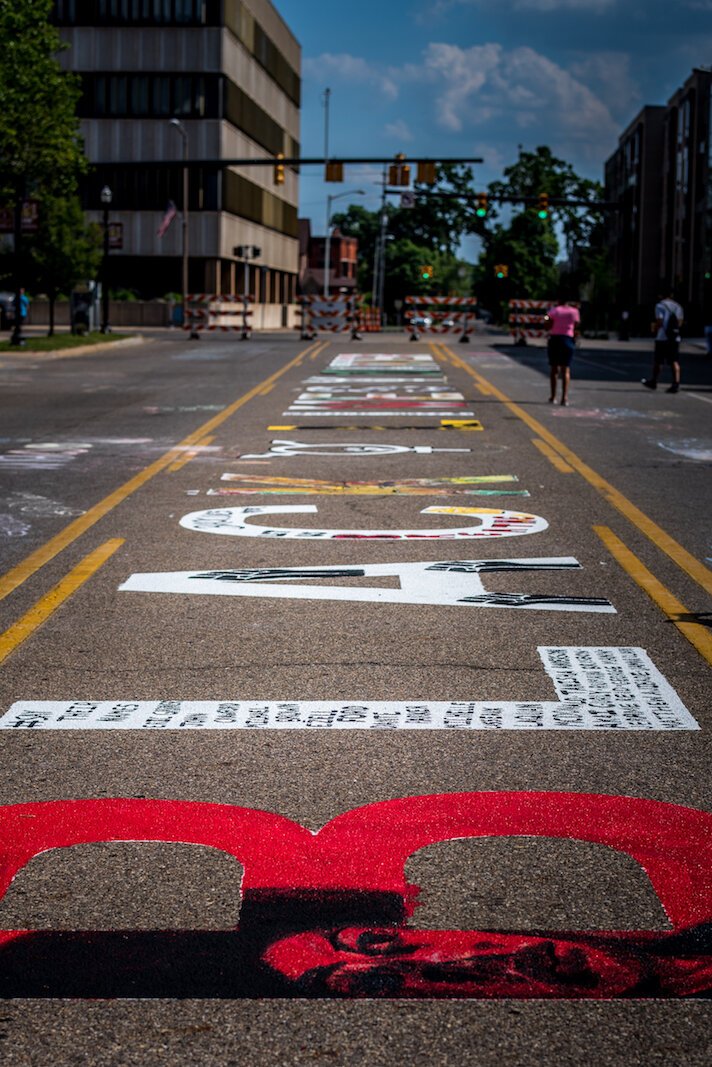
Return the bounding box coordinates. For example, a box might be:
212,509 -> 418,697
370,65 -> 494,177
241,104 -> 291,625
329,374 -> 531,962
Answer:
686,392 -> 712,405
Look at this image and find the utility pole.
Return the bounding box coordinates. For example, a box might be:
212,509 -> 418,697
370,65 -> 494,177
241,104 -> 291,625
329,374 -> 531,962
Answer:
372,166 -> 388,314
169,118 -> 189,327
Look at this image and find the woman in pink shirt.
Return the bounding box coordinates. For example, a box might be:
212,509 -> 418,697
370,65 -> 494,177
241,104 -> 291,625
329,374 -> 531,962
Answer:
546,300 -> 580,405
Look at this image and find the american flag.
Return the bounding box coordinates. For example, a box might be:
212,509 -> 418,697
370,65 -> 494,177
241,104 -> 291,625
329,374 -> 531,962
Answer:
157,200 -> 177,238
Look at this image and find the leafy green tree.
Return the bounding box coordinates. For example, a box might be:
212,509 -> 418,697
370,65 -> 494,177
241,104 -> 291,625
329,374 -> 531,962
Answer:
0,0 -> 85,202
29,195 -> 103,335
473,147 -> 609,323
0,0 -> 86,339
331,165 -> 476,312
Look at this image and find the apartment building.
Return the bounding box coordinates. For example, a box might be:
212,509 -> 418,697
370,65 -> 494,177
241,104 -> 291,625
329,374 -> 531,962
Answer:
52,0 -> 300,319
604,106 -> 665,330
605,68 -> 711,331
660,68 -> 712,327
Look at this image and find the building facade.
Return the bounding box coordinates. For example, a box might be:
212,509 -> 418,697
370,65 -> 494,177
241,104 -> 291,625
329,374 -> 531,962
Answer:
298,219 -> 359,296
604,106 -> 665,331
52,0 -> 300,317
660,68 -> 712,329
605,68 -> 711,332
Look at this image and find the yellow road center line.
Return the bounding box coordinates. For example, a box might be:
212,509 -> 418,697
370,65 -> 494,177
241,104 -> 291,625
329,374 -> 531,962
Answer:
441,343 -> 712,599
0,340 -> 326,604
532,437 -> 574,473
0,539 -> 125,667
594,525 -> 712,668
167,435 -> 216,474
268,425 -> 297,430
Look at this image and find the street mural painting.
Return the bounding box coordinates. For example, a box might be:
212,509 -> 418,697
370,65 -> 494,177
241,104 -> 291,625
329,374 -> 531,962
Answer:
298,387 -> 462,399
176,505 -> 547,541
209,475 -> 528,498
323,354 -> 442,375
119,558 -> 612,612
302,377 -> 449,386
5,648 -> 698,731
238,441 -> 474,459
0,442 -> 91,471
0,792 -> 708,997
285,398 -> 475,418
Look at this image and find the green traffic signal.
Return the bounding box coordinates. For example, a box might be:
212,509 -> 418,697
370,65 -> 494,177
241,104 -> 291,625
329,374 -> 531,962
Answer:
537,209 -> 548,220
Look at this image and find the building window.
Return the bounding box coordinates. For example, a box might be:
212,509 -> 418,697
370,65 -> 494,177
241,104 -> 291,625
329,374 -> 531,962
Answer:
53,0 -> 215,24
80,74 -> 216,118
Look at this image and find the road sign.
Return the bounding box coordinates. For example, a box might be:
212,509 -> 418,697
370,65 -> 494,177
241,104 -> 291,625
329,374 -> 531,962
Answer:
400,191 -> 415,209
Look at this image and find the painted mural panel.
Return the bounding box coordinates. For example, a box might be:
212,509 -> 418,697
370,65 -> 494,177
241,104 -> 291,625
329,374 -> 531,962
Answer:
3,648 -> 697,731
177,505 -> 548,540
0,792 -> 708,997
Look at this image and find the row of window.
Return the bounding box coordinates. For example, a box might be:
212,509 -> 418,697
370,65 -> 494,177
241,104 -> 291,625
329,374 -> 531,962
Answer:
55,0 -> 212,23
77,74 -> 299,159
83,165 -> 298,239
53,1 -> 300,107
223,0 -> 300,106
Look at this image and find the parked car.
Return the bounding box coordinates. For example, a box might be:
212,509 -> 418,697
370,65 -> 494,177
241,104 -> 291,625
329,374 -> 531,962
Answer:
409,314 -> 432,329
0,291 -> 15,330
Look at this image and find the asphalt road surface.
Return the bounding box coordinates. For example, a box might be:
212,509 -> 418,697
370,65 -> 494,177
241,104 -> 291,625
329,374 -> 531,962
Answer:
0,327 -> 710,1066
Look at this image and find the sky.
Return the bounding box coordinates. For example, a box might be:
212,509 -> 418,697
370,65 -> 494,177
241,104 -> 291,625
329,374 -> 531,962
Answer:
276,0 -> 711,257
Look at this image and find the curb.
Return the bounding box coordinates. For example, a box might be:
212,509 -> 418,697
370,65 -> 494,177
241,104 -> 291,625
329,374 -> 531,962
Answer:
1,334 -> 149,362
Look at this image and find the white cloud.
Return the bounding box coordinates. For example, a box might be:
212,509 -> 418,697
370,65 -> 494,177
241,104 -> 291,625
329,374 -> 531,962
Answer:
384,119 -> 414,142
426,0 -> 615,13
302,53 -> 398,101
423,42 -> 619,146
568,52 -> 641,119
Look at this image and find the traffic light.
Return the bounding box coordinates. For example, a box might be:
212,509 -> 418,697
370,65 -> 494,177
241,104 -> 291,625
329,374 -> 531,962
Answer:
421,265 -> 434,281
389,153 -> 411,187
494,264 -> 509,279
537,192 -> 549,219
417,161 -> 437,185
274,153 -> 285,185
475,193 -> 488,218
325,161 -> 343,182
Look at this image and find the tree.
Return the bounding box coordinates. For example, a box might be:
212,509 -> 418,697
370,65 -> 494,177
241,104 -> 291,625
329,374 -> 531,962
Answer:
473,147 -> 609,322
0,0 -> 85,202
29,195 -> 103,335
0,0 -> 86,339
331,165 -> 476,312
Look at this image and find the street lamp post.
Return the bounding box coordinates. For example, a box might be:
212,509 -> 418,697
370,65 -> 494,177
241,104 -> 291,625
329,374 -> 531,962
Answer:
168,118 -> 189,327
323,188 -> 365,299
100,185 -> 112,334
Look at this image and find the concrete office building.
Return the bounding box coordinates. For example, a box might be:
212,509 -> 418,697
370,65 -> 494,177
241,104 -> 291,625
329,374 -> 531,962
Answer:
52,0 -> 300,324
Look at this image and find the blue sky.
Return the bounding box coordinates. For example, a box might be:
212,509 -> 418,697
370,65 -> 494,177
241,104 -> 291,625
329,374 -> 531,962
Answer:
276,0 -> 711,254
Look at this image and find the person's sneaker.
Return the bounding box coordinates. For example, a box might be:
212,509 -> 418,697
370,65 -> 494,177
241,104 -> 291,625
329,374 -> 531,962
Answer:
641,379 -> 657,389
666,384 -> 679,393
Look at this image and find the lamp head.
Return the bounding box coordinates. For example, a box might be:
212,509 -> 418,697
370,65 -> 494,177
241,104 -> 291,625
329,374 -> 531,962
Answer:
100,185 -> 112,205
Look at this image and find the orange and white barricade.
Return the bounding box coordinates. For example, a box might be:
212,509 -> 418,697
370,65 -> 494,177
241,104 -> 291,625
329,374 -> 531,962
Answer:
357,306 -> 382,333
405,296 -> 478,343
184,294 -> 253,340
297,295 -> 362,341
508,300 -> 554,345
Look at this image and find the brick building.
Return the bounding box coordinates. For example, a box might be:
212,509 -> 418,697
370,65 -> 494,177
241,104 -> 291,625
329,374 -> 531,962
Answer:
298,219 -> 359,296
52,0 -> 300,318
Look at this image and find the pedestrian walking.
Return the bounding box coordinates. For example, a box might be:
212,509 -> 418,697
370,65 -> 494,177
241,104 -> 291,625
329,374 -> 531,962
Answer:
14,287 -> 29,326
642,289 -> 684,392
546,298 -> 580,406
